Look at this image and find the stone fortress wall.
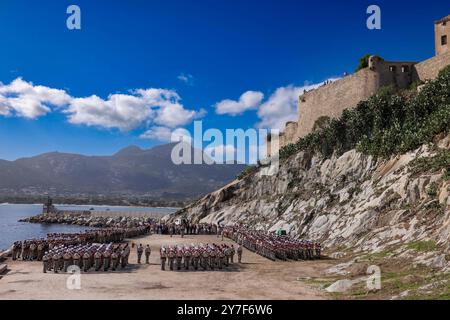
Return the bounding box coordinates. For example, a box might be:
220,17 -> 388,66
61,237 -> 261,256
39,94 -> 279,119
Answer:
415,51 -> 450,81
268,15 -> 450,156
297,56 -> 417,138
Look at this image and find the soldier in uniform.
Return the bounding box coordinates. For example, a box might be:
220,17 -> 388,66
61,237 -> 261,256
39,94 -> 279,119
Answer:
168,248 -> 175,271
160,246 -> 167,270
224,245 -> 231,267
137,244 -> 143,264
192,248 -> 200,270
111,251 -> 119,271
83,251 -> 91,272
103,250 -> 111,271
184,247 -> 191,270
63,251 -> 72,272
237,244 -> 243,263
230,245 -> 236,264
209,247 -> 216,270
21,241 -> 30,261
73,251 -> 81,269
12,241 -> 20,260
37,242 -> 45,261
53,251 -> 60,273
120,247 -> 128,269
144,245 -> 151,264
201,249 -> 209,270
29,242 -> 37,261
94,250 -> 102,271
42,252 -> 50,273
218,247 -> 225,269
175,247 -> 183,271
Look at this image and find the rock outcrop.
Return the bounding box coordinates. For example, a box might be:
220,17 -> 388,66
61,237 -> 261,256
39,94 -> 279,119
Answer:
20,214 -> 152,229
172,136 -> 450,269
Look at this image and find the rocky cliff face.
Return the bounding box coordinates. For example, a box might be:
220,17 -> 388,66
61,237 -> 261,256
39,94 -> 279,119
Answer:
174,136 -> 450,271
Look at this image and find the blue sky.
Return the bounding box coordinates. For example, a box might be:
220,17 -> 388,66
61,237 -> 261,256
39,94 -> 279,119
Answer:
0,0 -> 449,160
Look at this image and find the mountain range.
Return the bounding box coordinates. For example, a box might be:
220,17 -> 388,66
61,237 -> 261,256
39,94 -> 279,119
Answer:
0,143 -> 246,200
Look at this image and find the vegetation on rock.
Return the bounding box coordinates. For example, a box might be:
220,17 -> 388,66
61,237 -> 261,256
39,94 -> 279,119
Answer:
355,54 -> 372,72
280,65 -> 450,160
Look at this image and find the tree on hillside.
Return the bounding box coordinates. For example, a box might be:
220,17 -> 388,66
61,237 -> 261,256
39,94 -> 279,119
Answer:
355,54 -> 372,73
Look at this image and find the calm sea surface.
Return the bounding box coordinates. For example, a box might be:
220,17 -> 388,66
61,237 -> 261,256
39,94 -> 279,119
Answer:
0,204 -> 177,251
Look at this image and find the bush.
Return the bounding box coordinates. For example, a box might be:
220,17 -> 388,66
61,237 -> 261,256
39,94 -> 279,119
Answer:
236,165 -> 258,180
355,54 -> 372,73
280,66 -> 450,161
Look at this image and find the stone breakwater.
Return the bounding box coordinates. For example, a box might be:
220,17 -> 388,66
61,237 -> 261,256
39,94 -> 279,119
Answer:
19,213 -> 156,228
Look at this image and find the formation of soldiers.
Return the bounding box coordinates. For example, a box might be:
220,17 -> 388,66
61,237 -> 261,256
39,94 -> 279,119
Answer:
151,221 -> 220,237
11,226 -> 150,265
159,243 -> 241,271
223,225 -> 321,261
136,244 -> 152,264
42,243 -> 130,273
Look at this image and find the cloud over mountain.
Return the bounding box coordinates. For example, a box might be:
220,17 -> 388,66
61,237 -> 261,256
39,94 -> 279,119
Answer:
0,78 -> 71,118
0,78 -> 204,132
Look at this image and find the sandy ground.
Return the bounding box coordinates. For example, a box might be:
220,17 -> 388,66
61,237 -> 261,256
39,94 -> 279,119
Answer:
0,234 -> 332,300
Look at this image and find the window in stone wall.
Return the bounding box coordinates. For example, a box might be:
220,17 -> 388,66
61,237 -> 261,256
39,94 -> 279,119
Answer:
442,35 -> 448,46
402,65 -> 410,73
389,66 -> 397,72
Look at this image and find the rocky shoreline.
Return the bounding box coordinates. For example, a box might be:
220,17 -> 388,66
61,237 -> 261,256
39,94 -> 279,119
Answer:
19,213 -> 161,228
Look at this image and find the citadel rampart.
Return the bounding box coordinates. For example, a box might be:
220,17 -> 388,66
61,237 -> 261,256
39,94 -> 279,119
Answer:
297,57 -> 417,137
297,68 -> 378,138
414,51 -> 450,81
268,15 -> 450,156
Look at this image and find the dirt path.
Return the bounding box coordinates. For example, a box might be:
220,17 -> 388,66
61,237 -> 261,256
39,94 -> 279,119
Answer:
0,234 -> 330,300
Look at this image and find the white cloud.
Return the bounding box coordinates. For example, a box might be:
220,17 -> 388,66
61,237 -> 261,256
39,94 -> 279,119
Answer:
204,144 -> 237,164
66,88 -> 205,131
139,126 -> 192,143
66,94 -> 152,131
0,78 -> 71,118
139,126 -> 173,141
256,79 -> 340,130
177,73 -> 194,85
215,91 -> 264,116
0,78 -> 204,133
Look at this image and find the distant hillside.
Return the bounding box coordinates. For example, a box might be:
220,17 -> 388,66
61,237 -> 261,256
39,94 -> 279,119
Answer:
0,143 -> 246,200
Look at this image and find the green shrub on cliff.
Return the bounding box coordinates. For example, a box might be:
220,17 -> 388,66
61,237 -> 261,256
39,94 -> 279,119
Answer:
236,165 -> 258,180
280,65 -> 450,160
355,54 -> 372,72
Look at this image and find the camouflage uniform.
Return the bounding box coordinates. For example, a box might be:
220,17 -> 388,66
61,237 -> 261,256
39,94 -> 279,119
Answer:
184,249 -> 191,270
176,249 -> 183,271
237,245 -> 243,263
103,251 -> 111,271
83,252 -> 91,272
53,252 -> 60,273
94,251 -> 102,271
63,252 -> 72,272
137,244 -> 144,264
160,247 -> 167,270
42,253 -> 50,273
168,249 -> 175,270
111,252 -> 119,271
73,252 -> 81,269
144,245 -> 151,264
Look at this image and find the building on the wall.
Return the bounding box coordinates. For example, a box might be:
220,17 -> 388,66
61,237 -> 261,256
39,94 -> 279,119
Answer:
267,15 -> 450,157
435,15 -> 450,56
